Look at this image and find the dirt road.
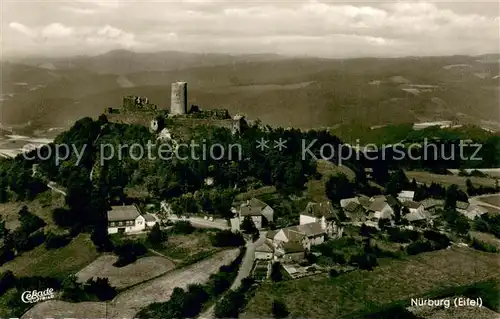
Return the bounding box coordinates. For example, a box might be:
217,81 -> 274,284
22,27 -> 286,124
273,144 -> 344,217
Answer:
198,232 -> 267,319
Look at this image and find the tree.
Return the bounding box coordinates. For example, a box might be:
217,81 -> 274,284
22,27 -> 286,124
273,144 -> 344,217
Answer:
385,169 -> 408,196
18,206 -> 45,234
444,184 -> 459,210
272,299 -> 290,318
45,232 -> 71,249
378,218 -> 391,230
241,216 -> 258,234
214,291 -> 245,318
210,230 -> 245,247
0,270 -> 15,295
147,224 -> 167,247
325,173 -> 354,205
84,277 -> 116,301
271,262 -> 283,282
91,225 -> 113,252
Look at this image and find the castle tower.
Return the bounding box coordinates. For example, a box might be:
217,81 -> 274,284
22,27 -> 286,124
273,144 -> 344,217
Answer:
170,82 -> 187,115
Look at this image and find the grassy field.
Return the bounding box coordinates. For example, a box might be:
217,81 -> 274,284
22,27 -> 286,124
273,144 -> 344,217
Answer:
235,186 -> 277,201
405,171 -> 497,190
154,230 -> 222,265
479,194 -> 500,207
0,233 -> 99,279
22,249 -> 241,319
243,247 -> 500,318
0,190 -> 65,230
470,231 -> 500,250
76,255 -> 175,290
307,159 -> 356,202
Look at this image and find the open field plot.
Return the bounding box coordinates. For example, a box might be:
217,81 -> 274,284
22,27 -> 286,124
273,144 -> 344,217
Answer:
156,230 -> 222,265
235,186 -> 277,201
22,249 -> 240,319
470,231 -> 500,249
0,190 -> 65,230
307,160 -> 356,202
405,171 -> 497,190
243,247 -> 500,319
0,233 -> 99,279
76,255 -> 175,289
478,194 -> 500,207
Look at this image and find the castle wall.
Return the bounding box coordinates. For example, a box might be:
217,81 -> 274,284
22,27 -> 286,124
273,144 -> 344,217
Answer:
168,118 -> 235,130
107,113 -> 154,127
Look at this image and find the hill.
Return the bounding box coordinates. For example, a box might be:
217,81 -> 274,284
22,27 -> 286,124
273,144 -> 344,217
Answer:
1,53 -> 499,131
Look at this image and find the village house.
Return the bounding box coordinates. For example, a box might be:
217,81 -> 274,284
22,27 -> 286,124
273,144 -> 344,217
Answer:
237,198 -> 274,229
107,205 -> 146,234
279,242 -> 306,262
255,241 -> 274,260
340,197 -> 360,208
270,221 -> 327,253
299,201 -> 340,236
343,202 -> 366,222
421,198 -> 444,213
398,190 -> 415,203
143,213 -> 160,228
404,201 -> 425,215
366,200 -> 395,221
458,204 -> 489,220
403,208 -> 431,225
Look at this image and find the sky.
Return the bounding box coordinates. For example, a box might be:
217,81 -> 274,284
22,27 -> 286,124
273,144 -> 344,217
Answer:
1,0 -> 499,59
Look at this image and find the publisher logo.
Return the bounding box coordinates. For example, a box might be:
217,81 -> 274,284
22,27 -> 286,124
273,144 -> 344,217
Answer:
21,288 -> 55,303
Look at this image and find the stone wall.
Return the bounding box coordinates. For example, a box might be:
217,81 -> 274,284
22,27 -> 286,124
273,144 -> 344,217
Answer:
106,113 -> 154,127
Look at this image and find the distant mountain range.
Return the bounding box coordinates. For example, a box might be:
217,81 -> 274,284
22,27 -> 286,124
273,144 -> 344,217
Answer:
1,51 -> 499,132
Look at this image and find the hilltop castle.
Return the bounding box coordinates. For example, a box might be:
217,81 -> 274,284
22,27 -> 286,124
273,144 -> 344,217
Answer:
105,82 -> 248,135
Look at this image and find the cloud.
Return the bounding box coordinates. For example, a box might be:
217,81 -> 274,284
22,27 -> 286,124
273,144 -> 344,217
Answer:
9,22 -> 36,38
60,6 -> 96,15
41,23 -> 74,38
2,1 -> 499,58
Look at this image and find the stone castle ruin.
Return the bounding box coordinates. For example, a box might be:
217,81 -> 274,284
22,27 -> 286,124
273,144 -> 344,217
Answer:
105,82 -> 248,135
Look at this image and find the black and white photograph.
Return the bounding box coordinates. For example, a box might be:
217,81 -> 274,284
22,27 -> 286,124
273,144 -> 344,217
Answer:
0,1 -> 499,318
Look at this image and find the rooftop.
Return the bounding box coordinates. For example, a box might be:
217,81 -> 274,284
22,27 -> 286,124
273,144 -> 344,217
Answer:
344,201 -> 361,212
108,205 -> 141,222
282,242 -> 305,254
302,201 -> 337,219
421,198 -> 444,209
405,201 -> 423,209
398,190 -> 415,199
143,213 -> 157,222
256,241 -> 274,253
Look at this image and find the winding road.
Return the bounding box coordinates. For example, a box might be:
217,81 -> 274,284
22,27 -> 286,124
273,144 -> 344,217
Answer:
198,231 -> 267,319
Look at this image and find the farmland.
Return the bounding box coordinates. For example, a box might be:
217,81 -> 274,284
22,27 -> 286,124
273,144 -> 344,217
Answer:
0,190 -> 65,230
76,255 -> 175,290
0,233 -> 99,279
243,247 -> 500,319
478,194 -> 500,208
405,171 -> 497,190
22,249 -> 240,319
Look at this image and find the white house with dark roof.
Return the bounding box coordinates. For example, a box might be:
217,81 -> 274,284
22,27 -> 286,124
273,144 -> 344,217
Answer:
255,241 -> 274,260
404,201 -> 425,215
398,190 -> 415,203
143,213 -> 159,228
270,222 -> 327,252
238,198 -> 274,229
107,205 -> 146,234
367,200 -> 394,221
299,201 -> 339,236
